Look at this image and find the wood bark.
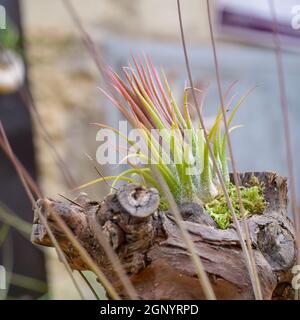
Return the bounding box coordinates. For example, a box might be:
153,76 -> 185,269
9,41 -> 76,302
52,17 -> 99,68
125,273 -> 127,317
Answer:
31,172 -> 296,300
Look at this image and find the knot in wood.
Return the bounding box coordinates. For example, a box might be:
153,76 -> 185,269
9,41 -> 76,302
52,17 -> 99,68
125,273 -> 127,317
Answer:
117,184 -> 159,220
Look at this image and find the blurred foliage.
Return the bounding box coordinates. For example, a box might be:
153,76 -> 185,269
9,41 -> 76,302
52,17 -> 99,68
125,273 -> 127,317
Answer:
0,18 -> 20,50
0,204 -> 47,300
0,203 -> 32,236
0,225 -> 9,247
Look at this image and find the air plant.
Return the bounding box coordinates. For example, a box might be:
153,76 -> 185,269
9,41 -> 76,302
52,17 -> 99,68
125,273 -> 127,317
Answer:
83,56 -> 266,229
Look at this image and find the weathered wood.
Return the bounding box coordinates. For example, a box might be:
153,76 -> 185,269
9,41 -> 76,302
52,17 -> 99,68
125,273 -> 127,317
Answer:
31,172 -> 296,299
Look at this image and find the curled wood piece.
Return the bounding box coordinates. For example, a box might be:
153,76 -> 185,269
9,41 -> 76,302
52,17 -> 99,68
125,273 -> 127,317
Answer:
117,184 -> 160,221
32,184 -> 162,279
31,172 -> 296,300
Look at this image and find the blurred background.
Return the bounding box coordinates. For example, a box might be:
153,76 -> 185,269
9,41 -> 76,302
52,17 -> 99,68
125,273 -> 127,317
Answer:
0,0 -> 299,299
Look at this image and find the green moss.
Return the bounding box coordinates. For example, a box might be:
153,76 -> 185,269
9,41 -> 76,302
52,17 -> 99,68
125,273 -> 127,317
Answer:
159,198 -> 169,211
205,182 -> 267,229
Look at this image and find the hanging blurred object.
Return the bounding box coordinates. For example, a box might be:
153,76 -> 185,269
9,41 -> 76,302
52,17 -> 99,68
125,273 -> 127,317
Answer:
0,15 -> 24,95
0,48 -> 25,94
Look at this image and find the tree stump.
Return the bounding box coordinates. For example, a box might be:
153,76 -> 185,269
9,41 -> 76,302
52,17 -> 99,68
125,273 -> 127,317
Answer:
31,172 -> 296,299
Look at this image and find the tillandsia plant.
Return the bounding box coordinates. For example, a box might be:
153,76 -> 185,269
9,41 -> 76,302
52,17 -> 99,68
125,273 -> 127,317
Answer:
83,56 -> 266,229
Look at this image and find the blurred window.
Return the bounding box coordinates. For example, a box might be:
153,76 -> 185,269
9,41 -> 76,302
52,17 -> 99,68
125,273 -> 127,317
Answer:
217,0 -> 300,47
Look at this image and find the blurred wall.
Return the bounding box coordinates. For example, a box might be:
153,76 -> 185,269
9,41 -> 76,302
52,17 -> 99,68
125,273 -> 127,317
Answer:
22,0 -> 211,42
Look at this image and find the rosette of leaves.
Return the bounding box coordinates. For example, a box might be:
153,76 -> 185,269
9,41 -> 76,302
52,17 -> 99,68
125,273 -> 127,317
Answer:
81,57 -> 266,228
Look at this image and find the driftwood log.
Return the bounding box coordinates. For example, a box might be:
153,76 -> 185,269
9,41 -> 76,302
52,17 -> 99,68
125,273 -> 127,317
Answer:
31,172 -> 296,300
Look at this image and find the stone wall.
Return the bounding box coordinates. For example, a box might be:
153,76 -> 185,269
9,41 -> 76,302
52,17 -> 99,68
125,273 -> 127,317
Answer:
22,0 -> 211,41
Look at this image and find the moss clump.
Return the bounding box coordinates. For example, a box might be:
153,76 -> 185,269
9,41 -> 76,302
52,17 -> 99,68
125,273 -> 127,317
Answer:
205,182 -> 267,229
159,198 -> 170,211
